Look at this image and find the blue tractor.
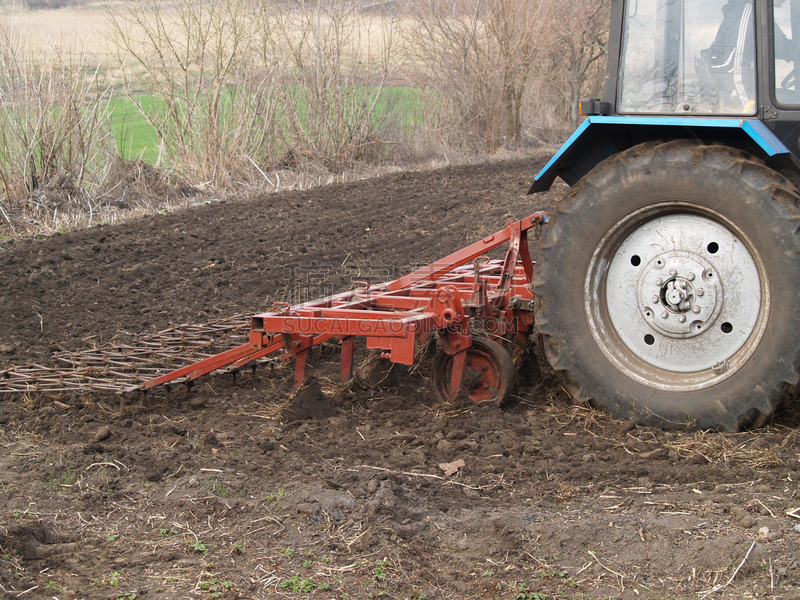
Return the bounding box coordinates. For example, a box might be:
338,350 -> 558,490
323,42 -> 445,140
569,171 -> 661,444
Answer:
531,0 -> 800,430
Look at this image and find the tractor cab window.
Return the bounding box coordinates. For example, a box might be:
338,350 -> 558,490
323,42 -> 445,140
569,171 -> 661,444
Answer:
619,0 -> 757,115
773,0 -> 800,106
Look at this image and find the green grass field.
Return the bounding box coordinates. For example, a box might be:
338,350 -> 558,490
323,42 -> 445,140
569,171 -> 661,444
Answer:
108,87 -> 421,165
108,96 -> 163,164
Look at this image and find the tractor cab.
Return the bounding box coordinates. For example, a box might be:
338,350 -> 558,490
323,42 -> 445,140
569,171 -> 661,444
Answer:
614,0 -> 800,149
607,0 -> 800,115
534,0 -> 800,192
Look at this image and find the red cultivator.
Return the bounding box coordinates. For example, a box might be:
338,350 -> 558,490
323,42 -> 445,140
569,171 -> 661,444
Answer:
143,212 -> 547,404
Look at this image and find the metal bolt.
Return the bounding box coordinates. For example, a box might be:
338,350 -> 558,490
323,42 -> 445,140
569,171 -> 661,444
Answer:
661,312 -> 669,319
713,359 -> 729,374
692,306 -> 701,314
678,315 -> 686,323
669,269 -> 677,276
652,295 -> 659,303
697,289 -> 705,297
656,278 -> 663,286
688,273 -> 695,281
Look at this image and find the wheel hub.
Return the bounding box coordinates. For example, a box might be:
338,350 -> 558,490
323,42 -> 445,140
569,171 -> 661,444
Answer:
597,212 -> 765,378
637,252 -> 721,337
663,277 -> 693,311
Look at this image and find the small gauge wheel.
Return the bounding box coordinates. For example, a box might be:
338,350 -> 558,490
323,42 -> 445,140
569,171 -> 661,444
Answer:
431,337 -> 515,404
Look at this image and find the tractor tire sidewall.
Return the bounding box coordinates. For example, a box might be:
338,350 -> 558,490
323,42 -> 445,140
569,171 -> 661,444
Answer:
534,141 -> 800,430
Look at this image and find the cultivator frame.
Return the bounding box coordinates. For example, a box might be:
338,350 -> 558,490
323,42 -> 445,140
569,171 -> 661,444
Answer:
143,212 -> 547,402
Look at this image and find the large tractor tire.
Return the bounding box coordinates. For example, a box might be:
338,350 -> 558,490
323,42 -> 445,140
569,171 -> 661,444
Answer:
533,140 -> 800,430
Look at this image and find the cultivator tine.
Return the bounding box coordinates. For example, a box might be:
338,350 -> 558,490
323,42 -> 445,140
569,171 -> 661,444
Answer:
341,336 -> 355,381
294,349 -> 310,386
448,350 -> 467,397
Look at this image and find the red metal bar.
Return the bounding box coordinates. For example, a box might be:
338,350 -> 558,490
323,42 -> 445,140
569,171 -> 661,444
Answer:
449,350 -> 467,396
294,349 -> 309,386
141,336 -> 284,389
387,211 -> 546,291
341,336 -> 355,380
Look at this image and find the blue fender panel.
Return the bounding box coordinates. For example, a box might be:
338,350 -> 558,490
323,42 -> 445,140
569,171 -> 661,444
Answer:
529,116 -> 792,193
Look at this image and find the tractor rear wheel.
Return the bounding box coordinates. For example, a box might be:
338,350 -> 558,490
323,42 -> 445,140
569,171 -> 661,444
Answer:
534,141 -> 800,430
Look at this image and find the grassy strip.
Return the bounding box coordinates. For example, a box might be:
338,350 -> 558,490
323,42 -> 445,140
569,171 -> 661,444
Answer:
108,95 -> 162,164
108,87 -> 422,166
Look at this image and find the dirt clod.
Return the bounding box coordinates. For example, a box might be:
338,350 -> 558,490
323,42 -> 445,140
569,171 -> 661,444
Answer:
91,425 -> 111,442
281,378 -> 336,421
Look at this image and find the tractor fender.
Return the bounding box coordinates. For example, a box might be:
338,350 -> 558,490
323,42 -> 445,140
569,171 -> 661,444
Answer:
530,115 -> 795,193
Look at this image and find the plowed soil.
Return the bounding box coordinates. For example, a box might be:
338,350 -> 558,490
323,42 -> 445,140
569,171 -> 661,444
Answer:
1,157 -> 799,600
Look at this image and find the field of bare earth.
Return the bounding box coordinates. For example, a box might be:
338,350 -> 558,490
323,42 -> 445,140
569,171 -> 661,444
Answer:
1,157 -> 800,600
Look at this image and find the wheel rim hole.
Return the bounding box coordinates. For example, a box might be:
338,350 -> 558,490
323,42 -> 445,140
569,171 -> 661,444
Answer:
707,242 -> 719,254
630,254 -> 641,267
644,334 -> 655,346
721,322 -> 733,334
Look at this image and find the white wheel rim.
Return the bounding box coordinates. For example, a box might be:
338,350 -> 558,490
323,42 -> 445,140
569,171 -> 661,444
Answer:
585,203 -> 769,391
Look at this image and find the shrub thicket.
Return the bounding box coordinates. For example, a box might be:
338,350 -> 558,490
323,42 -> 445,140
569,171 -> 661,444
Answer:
0,0 -> 609,235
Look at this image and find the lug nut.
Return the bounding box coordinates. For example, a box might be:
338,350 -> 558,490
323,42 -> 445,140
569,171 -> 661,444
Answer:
692,306 -> 701,314
652,295 -> 659,303
688,273 -> 695,281
678,315 -> 686,323
661,312 -> 668,319
669,268 -> 677,276
656,278 -> 663,286
697,289 -> 705,297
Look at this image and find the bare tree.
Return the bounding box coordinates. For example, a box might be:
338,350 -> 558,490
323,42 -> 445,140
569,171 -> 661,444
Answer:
405,0 -> 555,152
106,0 -> 286,186
0,19 -> 115,223
545,0 -> 610,127
273,0 -> 407,169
